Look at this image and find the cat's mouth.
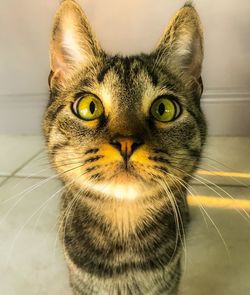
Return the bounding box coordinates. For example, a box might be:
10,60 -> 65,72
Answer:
108,162 -> 145,182
109,170 -> 138,183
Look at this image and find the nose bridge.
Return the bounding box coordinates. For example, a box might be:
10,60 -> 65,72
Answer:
109,109 -> 143,138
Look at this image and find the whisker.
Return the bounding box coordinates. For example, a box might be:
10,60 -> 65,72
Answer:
153,177 -> 184,268
152,155 -> 250,221
57,190 -> 83,264
174,165 -> 250,222
0,174 -> 60,205
163,152 -> 249,187
196,161 -> 250,187
52,171 -> 89,266
0,163 -> 86,225
157,167 -> 230,257
168,174 -> 209,227
193,174 -> 250,222
6,182 -> 68,266
162,178 -> 188,271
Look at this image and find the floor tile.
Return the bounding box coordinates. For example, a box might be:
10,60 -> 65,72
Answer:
0,177 -> 7,185
16,151 -> 56,178
1,134 -> 250,294
0,177 -> 72,295
179,202 -> 250,295
0,135 -> 43,176
203,137 -> 250,173
0,178 -> 249,294
192,136 -> 250,186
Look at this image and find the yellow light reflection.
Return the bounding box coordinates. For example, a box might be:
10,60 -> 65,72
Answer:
196,170 -> 250,179
188,195 -> 250,210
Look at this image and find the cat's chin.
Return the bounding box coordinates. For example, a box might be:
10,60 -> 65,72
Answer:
84,174 -> 157,200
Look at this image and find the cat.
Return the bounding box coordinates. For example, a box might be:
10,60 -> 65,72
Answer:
43,0 -> 206,294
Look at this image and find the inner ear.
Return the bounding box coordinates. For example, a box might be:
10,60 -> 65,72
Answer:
50,0 -> 102,83
154,4 -> 203,79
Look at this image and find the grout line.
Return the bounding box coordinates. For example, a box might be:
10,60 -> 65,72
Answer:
0,149 -> 43,187
0,178 -> 13,187
3,175 -> 48,180
12,150 -> 44,175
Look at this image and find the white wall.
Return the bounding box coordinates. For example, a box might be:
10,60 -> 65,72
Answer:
0,0 -> 249,135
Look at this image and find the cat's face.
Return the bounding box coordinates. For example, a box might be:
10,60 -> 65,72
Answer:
44,1 -> 206,200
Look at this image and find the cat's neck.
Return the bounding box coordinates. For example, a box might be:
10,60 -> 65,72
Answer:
60,188 -> 189,278
61,186 -> 189,237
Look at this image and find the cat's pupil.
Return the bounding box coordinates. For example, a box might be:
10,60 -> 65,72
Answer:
90,101 -> 96,114
158,103 -> 165,116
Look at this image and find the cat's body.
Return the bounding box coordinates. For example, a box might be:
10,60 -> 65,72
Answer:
44,1 -> 206,294
61,188 -> 186,295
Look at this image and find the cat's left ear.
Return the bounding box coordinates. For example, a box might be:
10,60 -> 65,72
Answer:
49,0 -> 102,86
154,4 -> 203,79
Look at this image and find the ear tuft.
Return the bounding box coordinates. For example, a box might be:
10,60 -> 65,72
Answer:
154,5 -> 203,79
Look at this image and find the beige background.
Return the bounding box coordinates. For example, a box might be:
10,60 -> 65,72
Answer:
0,0 -> 249,134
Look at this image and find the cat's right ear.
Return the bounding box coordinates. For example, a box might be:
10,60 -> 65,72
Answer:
49,0 -> 102,87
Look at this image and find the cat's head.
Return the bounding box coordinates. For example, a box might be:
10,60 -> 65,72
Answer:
44,0 -> 206,200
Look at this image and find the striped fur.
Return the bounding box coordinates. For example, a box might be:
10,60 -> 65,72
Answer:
43,1 -> 206,294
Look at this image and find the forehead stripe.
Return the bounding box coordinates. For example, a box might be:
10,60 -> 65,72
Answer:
97,57 -> 119,83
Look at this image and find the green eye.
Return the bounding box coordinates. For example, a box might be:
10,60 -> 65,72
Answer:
150,97 -> 180,122
73,94 -> 104,121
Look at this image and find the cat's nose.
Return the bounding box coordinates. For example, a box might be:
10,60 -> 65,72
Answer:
110,136 -> 144,162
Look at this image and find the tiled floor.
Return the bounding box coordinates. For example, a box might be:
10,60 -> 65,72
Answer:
0,135 -> 250,295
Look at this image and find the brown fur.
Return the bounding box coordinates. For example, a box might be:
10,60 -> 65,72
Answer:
43,1 -> 206,294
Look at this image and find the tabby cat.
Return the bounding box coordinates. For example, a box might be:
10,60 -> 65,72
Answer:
43,1 -> 206,294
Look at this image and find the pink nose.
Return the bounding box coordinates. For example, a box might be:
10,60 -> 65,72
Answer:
110,136 -> 143,161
